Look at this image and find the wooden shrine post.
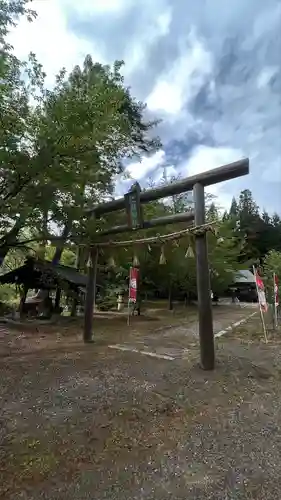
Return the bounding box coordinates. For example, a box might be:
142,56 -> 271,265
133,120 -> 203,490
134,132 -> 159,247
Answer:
194,182 -> 214,370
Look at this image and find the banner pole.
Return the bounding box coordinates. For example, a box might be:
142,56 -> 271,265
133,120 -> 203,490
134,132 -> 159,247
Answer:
274,273 -> 278,329
127,298 -> 130,326
127,266 -> 131,326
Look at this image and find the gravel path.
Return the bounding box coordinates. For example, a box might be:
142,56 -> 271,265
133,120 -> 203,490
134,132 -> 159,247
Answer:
109,306 -> 256,359
1,309 -> 281,499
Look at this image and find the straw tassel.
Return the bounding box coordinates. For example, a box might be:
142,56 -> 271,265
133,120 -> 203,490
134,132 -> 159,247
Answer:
185,235 -> 194,258
108,256 -> 116,268
159,245 -> 166,265
133,254 -> 140,266
185,245 -> 194,258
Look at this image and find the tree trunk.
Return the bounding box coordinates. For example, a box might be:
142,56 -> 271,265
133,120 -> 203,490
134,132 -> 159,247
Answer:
51,222 -> 72,265
0,216 -> 26,266
71,246 -> 83,317
70,296 -> 78,317
37,210 -> 48,260
0,247 -> 10,267
84,247 -> 99,342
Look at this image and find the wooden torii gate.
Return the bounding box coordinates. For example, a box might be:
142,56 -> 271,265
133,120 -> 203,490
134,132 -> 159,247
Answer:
84,158 -> 249,370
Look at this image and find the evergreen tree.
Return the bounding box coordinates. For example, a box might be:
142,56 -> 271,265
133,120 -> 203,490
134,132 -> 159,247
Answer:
238,189 -> 260,230
271,213 -> 281,227
229,197 -> 238,217
207,202 -> 219,222
261,210 -> 270,225
222,210 -> 229,222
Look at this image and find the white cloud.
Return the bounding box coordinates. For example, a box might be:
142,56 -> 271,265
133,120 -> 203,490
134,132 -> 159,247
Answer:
184,146 -> 245,178
62,0 -> 130,15
7,0 -> 104,87
7,0 -> 172,88
180,145 -> 246,210
251,2 -> 281,42
153,165 -> 177,184
262,158 -> 281,183
123,9 -> 172,76
126,150 -> 166,180
257,66 -> 278,89
123,145 -> 245,211
146,29 -> 213,115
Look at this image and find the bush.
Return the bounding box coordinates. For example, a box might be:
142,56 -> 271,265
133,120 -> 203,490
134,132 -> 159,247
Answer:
96,295 -> 117,311
0,284 -> 18,305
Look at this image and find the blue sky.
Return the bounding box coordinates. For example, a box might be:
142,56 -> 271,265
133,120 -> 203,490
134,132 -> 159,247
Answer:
9,0 -> 281,213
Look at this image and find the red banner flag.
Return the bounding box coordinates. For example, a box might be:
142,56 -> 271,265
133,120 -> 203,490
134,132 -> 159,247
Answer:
255,273 -> 264,291
129,267 -> 139,303
253,267 -> 268,313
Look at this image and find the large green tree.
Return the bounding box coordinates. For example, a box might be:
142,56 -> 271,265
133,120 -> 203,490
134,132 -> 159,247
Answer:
0,2 -> 160,265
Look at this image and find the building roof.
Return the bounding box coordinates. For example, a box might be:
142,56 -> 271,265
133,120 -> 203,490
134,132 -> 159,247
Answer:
0,257 -> 88,290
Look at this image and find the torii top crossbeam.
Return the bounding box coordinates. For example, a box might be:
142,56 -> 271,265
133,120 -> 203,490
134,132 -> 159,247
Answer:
86,158 -> 249,217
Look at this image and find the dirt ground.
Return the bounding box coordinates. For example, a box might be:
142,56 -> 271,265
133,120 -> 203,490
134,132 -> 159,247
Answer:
1,303 -> 281,499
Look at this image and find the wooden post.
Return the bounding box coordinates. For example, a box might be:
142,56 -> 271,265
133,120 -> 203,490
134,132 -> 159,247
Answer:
83,246 -> 98,343
54,287 -> 61,310
194,183 -> 215,370
19,285 -> 28,319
